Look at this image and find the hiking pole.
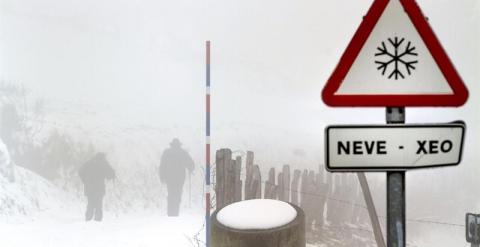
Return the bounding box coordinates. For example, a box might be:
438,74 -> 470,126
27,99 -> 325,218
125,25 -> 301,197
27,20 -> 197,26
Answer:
112,177 -> 119,218
189,172 -> 192,208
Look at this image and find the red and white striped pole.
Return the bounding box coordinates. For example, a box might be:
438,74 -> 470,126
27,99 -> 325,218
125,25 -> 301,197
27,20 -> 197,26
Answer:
205,40 -> 211,247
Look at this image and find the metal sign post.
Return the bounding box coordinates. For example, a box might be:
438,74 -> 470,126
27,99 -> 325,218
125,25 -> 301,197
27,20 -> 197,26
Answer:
387,171 -> 405,247
386,107 -> 406,247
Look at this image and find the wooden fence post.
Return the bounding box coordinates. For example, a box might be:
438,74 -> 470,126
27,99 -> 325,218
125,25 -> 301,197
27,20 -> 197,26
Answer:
217,148 -> 360,234
345,174 -> 356,224
299,170 -> 309,229
216,149 -> 232,209
277,172 -> 284,201
291,170 -> 301,206
336,174 -> 348,224
314,172 -> 328,228
245,151 -> 254,200
316,170 -> 323,184
326,173 -> 336,224
234,156 -> 242,202
226,158 -> 235,206
300,170 -> 308,206
215,149 -> 223,209
282,165 -> 291,202
265,168 -> 276,199
305,171 -> 317,230
252,165 -> 262,199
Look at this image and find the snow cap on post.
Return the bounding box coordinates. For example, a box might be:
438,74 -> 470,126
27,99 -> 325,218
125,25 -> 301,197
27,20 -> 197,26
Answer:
216,199 -> 297,230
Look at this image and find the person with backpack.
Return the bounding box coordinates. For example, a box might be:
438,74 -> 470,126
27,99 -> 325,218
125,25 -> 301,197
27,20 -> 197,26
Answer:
79,152 -> 115,221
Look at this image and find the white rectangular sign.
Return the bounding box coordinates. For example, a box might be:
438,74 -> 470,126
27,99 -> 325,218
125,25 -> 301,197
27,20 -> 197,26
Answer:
325,122 -> 465,171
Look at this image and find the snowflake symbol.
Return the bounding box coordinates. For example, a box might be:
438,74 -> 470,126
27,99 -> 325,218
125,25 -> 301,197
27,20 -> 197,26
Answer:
375,37 -> 418,80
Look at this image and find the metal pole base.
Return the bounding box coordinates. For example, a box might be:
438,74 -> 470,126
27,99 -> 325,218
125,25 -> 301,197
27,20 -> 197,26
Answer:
387,171 -> 405,247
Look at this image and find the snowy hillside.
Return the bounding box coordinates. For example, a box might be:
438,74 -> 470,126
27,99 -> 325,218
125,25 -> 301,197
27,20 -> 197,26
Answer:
0,162 -> 205,247
0,165 -> 82,222
0,98 -> 207,247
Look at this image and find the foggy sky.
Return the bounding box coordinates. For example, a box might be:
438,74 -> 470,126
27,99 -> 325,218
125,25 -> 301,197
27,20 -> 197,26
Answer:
1,0 -> 479,183
1,0 -> 478,127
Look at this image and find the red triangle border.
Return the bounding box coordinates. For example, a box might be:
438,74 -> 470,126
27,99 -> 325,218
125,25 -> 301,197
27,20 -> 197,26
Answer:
322,0 -> 469,107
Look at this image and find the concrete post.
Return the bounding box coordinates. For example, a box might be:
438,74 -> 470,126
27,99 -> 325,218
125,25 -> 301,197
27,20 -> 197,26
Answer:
212,204 -> 306,247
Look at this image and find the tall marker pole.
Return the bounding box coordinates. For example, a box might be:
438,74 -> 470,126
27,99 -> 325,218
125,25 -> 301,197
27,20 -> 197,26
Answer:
205,40 -> 211,247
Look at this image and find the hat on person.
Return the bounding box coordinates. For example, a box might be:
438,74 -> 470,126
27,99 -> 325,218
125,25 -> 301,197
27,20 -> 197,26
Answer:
170,138 -> 182,147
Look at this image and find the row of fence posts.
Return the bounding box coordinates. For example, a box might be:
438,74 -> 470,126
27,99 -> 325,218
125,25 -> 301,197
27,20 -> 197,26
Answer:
215,148 -> 372,230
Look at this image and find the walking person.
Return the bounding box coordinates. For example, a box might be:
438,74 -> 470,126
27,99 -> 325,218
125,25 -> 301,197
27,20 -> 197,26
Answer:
159,138 -> 194,216
79,152 -> 116,221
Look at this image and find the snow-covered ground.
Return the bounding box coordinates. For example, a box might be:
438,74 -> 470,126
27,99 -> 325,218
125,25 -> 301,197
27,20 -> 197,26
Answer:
0,211 -> 204,247
1,159 -> 204,247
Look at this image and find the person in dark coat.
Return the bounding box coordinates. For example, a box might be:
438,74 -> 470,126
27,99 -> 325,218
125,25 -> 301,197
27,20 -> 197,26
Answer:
159,138 -> 194,216
79,152 -> 115,221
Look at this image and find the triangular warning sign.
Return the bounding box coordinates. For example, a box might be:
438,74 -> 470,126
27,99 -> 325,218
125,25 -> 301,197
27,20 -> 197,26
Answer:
322,0 -> 468,107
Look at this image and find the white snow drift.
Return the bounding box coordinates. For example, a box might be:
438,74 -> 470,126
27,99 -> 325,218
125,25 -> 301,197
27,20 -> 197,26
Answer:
216,199 -> 297,230
0,164 -> 81,221
0,138 -> 14,182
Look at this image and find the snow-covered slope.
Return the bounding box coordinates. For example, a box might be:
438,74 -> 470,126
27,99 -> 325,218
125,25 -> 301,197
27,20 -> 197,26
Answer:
0,138 -> 14,182
0,166 -> 81,222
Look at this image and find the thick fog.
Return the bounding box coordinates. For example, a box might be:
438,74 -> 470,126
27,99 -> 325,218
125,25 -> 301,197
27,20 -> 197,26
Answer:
0,0 -> 479,246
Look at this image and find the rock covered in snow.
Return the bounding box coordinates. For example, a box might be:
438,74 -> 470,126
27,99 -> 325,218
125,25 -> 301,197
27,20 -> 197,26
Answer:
216,199 -> 297,230
0,138 -> 14,182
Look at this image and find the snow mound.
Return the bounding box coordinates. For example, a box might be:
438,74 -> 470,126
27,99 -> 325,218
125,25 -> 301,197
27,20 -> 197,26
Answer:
0,139 -> 14,182
217,199 -> 297,230
0,139 -> 10,166
0,165 -> 80,221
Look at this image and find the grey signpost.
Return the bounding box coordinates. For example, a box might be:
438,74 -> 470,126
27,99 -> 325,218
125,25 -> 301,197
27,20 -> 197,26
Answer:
321,1 -> 469,246
386,107 -> 405,247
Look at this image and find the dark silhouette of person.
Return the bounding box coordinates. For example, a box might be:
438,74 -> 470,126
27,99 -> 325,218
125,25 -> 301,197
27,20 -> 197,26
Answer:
159,138 -> 194,216
79,152 -> 115,221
